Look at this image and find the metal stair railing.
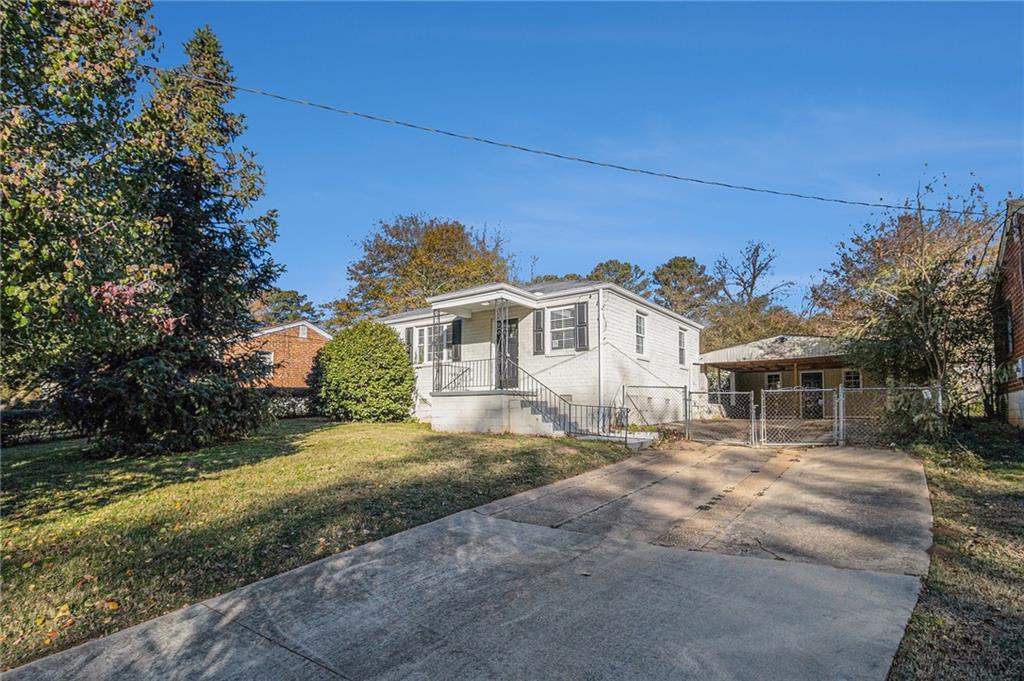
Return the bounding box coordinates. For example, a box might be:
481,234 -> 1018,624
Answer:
507,359 -> 628,441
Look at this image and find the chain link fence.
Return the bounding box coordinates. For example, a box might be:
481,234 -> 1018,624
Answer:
687,391 -> 755,445
840,386 -> 943,445
623,383 -> 943,449
761,388 -> 838,446
622,385 -> 688,427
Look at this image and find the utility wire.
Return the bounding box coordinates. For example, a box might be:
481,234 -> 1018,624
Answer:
142,64 -> 992,217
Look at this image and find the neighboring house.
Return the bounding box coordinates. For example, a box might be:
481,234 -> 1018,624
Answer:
995,198 -> 1024,427
233,320 -> 333,389
381,280 -> 703,436
698,335 -> 879,416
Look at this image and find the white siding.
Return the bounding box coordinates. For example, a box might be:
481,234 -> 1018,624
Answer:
600,289 -> 699,409
383,286 -> 702,425
516,293 -> 601,405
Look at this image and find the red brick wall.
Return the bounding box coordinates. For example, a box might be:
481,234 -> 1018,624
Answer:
998,209 -> 1024,397
232,325 -> 330,389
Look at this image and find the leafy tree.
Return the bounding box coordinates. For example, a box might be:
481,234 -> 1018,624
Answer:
811,184 -> 999,418
312,321 -> 415,422
49,27 -> 280,454
251,288 -> 321,325
326,215 -> 510,322
528,272 -> 583,285
588,259 -> 651,296
651,256 -> 720,321
702,241 -> 813,351
702,302 -> 816,353
1,0 -> 173,390
320,297 -> 364,333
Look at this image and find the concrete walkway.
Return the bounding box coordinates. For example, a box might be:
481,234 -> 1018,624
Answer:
8,444 -> 932,681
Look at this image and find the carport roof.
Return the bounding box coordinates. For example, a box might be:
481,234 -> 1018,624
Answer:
699,335 -> 844,371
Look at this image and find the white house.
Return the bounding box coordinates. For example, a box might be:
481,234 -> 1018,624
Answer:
381,279 -> 703,436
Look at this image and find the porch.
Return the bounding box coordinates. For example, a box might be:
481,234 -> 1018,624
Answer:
424,285 -> 537,394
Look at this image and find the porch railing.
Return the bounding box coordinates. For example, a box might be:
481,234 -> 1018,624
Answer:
431,359 -> 628,439
432,359 -> 493,392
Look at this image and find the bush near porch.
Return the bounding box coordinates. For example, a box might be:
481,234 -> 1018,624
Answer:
0,419 -> 630,670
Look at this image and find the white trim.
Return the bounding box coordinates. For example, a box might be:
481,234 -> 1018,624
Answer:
765,372 -> 782,390
421,280 -> 704,330
634,311 -> 647,357
842,368 -> 862,389
549,304 -> 577,352
251,320 -> 333,340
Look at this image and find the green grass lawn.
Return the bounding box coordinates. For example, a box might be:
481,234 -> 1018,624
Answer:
0,419 -> 631,670
889,421 -> 1024,680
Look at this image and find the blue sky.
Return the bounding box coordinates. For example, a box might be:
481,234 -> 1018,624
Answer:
153,2 -> 1023,308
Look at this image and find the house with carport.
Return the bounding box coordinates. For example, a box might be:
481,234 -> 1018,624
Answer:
698,335 -> 875,419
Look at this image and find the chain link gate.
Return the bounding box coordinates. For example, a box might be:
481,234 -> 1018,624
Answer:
686,391 -> 756,445
760,388 -> 838,446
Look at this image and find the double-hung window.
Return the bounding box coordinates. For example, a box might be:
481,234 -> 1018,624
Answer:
417,324 -> 451,363
635,313 -> 646,355
550,306 -> 576,350
765,372 -> 781,390
677,329 -> 686,365
256,350 -> 274,375
843,369 -> 862,389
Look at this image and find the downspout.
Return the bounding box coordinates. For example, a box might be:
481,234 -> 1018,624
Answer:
597,288 -> 604,412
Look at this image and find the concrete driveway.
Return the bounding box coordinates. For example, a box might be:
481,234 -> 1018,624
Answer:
8,444 -> 932,681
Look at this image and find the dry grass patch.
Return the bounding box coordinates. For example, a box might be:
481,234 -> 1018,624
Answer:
889,421 -> 1024,680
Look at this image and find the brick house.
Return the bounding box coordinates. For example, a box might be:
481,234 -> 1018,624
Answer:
237,320 -> 333,389
996,198 -> 1024,426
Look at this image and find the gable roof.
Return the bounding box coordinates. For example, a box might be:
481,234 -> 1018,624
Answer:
396,279 -> 704,330
251,320 -> 333,340
699,335 -> 839,365
524,279 -> 605,294
379,307 -> 434,323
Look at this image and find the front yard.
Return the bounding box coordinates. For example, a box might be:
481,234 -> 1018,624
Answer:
889,421 -> 1024,680
0,419 -> 630,669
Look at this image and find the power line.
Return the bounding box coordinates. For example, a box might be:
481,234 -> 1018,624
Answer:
143,64 -> 988,217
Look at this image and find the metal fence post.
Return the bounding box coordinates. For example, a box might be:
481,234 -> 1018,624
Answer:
759,389 -> 766,446
838,384 -> 845,446
748,390 -> 755,446
685,387 -> 691,440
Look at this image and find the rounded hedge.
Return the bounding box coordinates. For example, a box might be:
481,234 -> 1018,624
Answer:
312,320 -> 415,422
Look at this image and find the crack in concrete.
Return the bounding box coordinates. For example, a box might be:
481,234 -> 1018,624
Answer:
199,602 -> 356,680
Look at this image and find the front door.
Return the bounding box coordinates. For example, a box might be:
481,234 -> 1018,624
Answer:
800,371 -> 824,418
495,319 -> 519,389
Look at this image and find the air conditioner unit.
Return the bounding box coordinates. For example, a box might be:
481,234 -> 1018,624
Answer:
1016,357 -> 1024,379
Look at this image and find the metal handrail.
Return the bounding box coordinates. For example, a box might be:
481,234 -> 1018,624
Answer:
507,359 -> 628,438
430,358 -> 629,441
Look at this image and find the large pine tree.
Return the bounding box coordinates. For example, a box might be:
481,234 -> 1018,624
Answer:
49,27 -> 281,454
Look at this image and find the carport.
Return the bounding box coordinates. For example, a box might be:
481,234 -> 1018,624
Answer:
698,335 -> 860,446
